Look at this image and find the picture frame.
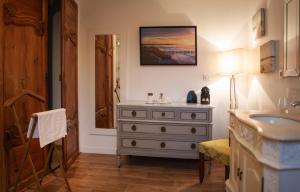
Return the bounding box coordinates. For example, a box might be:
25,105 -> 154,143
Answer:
252,8 -> 266,39
139,26 -> 197,65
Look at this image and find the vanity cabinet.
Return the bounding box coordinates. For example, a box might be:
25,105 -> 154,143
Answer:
116,102 -> 213,166
229,134 -> 262,192
228,134 -> 240,192
226,111 -> 300,192
240,146 -> 262,192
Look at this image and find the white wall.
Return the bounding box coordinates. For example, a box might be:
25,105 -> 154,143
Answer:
77,0 -> 292,154
247,0 -> 300,110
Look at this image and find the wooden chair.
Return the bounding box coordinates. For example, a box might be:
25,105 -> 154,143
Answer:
198,138 -> 230,183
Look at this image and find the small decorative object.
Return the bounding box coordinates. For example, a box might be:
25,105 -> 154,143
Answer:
158,93 -> 165,104
186,90 -> 197,103
260,40 -> 276,73
157,93 -> 171,104
140,26 -> 197,65
146,92 -> 154,104
252,8 -> 266,39
200,87 -> 210,105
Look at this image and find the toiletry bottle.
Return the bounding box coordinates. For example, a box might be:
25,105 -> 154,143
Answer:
147,93 -> 154,104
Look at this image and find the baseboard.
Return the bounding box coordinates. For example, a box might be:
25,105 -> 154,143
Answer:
80,145 -> 116,154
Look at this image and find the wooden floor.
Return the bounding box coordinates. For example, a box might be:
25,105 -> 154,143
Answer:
24,153 -> 226,192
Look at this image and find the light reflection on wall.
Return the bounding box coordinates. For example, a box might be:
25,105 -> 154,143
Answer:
209,77 -> 230,138
247,75 -> 277,110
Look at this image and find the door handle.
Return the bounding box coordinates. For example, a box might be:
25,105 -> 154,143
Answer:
239,171 -> 243,181
261,177 -> 264,192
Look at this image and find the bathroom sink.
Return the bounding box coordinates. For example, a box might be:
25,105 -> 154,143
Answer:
250,115 -> 300,126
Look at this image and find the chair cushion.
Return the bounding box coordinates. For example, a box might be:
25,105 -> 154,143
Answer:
199,138 -> 230,166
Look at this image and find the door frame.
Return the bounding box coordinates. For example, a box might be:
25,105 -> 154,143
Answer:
88,32 -> 118,136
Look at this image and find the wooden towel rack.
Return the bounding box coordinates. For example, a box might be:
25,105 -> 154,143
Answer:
4,89 -> 72,192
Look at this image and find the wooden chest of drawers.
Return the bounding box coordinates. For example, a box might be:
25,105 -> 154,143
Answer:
116,102 -> 213,167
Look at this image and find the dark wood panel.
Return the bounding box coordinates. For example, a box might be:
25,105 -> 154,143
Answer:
0,0 -> 6,190
24,154 -> 226,192
3,0 -> 45,35
61,0 -> 79,168
1,0 -> 48,190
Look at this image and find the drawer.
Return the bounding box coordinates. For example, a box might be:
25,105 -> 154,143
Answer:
179,111 -> 210,122
121,122 -> 208,136
122,139 -> 198,151
120,108 -> 148,119
152,110 -> 175,120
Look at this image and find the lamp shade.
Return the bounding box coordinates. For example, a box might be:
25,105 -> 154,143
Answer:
218,48 -> 244,75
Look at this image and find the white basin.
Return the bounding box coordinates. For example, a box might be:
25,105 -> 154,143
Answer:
250,115 -> 300,126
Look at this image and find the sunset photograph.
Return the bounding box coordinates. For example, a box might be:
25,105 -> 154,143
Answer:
140,26 -> 197,65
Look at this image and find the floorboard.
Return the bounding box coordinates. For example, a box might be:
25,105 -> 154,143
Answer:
24,153 -> 226,192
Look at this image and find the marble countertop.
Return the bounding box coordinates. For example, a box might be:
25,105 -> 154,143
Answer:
117,100 -> 214,108
229,110 -> 300,141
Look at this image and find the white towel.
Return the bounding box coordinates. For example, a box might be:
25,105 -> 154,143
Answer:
27,109 -> 67,148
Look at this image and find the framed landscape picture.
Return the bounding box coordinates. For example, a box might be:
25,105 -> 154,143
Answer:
140,26 -> 197,65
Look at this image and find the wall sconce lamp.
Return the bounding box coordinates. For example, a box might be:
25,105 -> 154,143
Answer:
218,48 -> 244,109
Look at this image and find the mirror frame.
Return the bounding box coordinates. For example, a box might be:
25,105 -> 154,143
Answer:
88,30 -> 127,136
283,0 -> 300,77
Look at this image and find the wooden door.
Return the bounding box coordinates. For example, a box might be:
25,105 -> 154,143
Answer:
95,35 -> 114,128
1,0 -> 48,190
61,0 -> 79,167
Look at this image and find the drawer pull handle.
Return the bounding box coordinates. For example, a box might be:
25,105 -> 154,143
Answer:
131,110 -> 137,117
131,140 -> 136,147
191,127 -> 196,134
161,112 -> 165,117
160,142 -> 166,148
191,112 -> 196,119
191,143 -> 196,149
161,126 -> 166,133
131,125 -> 137,131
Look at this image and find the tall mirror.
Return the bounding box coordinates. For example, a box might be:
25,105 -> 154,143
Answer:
95,34 -> 120,129
284,0 -> 300,76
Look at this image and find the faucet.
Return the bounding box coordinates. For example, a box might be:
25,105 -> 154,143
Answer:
291,101 -> 300,108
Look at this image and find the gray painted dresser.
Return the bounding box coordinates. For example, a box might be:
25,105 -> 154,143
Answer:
116,101 -> 213,167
